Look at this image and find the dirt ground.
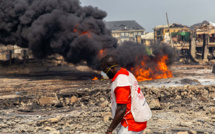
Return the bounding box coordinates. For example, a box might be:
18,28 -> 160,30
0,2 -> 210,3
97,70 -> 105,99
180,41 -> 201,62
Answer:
0,62 -> 215,134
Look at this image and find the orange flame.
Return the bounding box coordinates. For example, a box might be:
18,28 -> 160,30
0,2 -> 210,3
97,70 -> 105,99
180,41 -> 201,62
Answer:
131,55 -> 172,81
81,31 -> 92,38
92,77 -> 98,80
73,24 -> 92,38
97,49 -> 107,59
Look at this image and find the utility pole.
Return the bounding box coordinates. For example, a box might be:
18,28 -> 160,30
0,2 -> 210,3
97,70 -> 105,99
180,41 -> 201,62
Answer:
166,12 -> 173,47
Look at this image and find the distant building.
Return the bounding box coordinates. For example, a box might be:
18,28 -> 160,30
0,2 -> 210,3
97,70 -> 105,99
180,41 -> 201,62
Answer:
0,45 -> 13,61
154,23 -> 191,44
195,23 -> 215,46
0,45 -> 30,61
105,20 -> 145,44
195,23 -> 215,59
153,25 -> 169,43
141,32 -> 154,46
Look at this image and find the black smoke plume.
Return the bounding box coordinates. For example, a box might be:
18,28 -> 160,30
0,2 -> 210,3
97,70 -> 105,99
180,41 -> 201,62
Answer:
0,0 -> 177,70
0,0 -> 117,69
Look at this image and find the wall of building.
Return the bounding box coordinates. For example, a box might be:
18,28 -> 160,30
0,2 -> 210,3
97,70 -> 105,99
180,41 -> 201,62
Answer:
111,30 -> 145,44
0,45 -> 31,61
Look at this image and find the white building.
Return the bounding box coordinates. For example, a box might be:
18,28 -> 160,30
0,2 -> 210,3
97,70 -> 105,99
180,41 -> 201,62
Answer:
105,20 -> 145,44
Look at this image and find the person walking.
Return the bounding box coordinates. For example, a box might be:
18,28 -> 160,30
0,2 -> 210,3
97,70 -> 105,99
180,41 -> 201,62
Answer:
100,55 -> 151,134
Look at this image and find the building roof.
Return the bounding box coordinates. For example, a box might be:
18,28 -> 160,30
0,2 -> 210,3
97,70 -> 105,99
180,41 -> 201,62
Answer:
141,32 -> 154,40
154,25 -> 169,29
196,23 -> 215,34
154,23 -> 188,30
197,23 -> 215,30
170,23 -> 188,28
105,20 -> 145,31
210,22 -> 215,27
190,20 -> 210,30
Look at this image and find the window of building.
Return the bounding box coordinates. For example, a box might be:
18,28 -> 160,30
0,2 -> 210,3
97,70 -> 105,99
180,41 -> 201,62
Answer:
129,32 -> 134,37
157,31 -> 160,35
121,33 -> 124,36
115,33 -> 120,37
138,32 -> 142,35
210,34 -> 215,42
125,33 -> 128,36
134,32 -> 137,35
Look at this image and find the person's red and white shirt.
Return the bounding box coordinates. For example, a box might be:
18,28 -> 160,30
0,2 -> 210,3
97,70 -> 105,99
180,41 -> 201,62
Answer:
111,68 -> 147,132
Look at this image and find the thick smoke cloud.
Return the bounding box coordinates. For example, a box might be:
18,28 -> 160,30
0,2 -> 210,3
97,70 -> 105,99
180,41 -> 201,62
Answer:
0,0 -> 177,70
110,41 -> 177,70
0,0 -> 117,69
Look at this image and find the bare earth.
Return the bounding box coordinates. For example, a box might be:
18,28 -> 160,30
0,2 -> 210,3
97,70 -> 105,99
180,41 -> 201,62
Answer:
0,63 -> 215,134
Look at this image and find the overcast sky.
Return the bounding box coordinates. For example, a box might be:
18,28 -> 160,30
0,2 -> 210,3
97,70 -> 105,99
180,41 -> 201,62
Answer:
80,0 -> 215,32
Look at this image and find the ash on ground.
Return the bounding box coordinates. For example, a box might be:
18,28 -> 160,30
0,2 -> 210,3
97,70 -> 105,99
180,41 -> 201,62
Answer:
0,62 -> 215,134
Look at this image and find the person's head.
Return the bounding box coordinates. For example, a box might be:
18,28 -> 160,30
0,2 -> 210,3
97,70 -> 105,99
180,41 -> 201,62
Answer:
100,55 -> 120,79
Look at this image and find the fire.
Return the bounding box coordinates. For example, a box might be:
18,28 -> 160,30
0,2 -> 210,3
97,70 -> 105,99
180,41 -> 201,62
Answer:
81,31 -> 92,38
73,24 -> 92,38
131,55 -> 172,81
97,49 -> 107,59
92,77 -> 98,80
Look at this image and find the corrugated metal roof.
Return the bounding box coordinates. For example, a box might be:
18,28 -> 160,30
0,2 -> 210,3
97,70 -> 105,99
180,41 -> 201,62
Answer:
105,20 -> 145,31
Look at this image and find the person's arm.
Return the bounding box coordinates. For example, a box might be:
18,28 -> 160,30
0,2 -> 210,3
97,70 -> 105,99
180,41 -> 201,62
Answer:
106,86 -> 131,134
106,104 -> 127,134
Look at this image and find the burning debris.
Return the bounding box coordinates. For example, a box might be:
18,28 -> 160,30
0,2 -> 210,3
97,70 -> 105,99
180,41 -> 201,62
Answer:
92,76 -> 98,80
130,55 -> 172,81
106,42 -> 176,81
